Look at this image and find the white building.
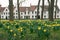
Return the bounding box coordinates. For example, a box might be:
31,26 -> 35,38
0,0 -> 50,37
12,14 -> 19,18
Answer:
0,5 -> 60,20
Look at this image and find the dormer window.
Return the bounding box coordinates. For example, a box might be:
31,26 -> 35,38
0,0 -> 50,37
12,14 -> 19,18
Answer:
6,9 -> 7,11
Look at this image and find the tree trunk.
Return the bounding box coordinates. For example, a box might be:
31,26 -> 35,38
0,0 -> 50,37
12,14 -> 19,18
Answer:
9,0 -> 14,21
37,0 -> 41,19
55,0 -> 58,19
41,0 -> 44,20
17,0 -> 20,20
0,14 -> 1,20
0,14 -> 1,22
48,0 -> 54,21
48,0 -> 51,19
49,0 -> 54,21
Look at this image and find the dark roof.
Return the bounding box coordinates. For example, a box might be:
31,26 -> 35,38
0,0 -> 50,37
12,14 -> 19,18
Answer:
0,7 -> 5,12
19,6 -> 36,12
0,5 -> 59,12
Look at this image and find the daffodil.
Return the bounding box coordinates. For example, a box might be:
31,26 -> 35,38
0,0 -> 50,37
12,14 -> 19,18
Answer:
10,30 -> 13,32
20,27 -> 23,30
38,27 -> 41,30
45,24 -> 47,26
43,29 -> 47,32
14,33 -> 16,37
18,27 -> 23,32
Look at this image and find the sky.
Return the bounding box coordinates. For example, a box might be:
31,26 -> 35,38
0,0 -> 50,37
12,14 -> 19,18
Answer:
0,0 -> 60,8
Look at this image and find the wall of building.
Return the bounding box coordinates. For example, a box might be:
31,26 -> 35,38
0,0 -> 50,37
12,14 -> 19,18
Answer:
0,6 -> 60,20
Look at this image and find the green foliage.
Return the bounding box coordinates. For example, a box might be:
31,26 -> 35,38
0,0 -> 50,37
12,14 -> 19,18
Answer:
0,20 -> 60,40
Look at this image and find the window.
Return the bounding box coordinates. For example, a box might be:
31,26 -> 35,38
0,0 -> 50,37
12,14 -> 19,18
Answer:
35,11 -> 37,13
44,15 -> 46,18
6,9 -> 7,11
25,12 -> 26,14
32,16 -> 34,17
16,16 -> 18,18
32,16 -> 34,18
2,16 -> 3,17
5,16 -> 8,19
57,15 -> 59,17
32,11 -> 34,14
37,15 -> 40,19
28,11 -> 30,14
35,16 -> 37,18
16,13 -> 18,15
21,13 -> 23,15
4,13 -> 5,15
16,10 -> 17,12
24,16 -> 30,19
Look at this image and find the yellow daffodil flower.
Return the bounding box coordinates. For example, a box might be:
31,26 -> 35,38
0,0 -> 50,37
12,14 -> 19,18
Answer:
14,33 -> 16,37
44,29 -> 47,32
38,27 -> 41,30
18,27 -> 23,32
10,30 -> 13,32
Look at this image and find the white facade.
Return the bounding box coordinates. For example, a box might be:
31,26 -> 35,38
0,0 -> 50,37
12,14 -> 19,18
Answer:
1,7 -> 9,19
0,5 -> 60,19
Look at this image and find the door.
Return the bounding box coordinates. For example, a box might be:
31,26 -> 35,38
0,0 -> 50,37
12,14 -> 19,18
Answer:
24,16 -> 30,19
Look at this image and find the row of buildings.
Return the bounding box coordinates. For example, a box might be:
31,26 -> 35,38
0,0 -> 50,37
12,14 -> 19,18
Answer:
0,5 -> 60,19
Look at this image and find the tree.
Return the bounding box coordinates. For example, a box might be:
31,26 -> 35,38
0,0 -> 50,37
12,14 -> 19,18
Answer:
9,0 -> 14,21
55,0 -> 58,19
0,6 -> 2,21
48,0 -> 54,21
0,12 -> 1,20
41,0 -> 44,20
37,0 -> 41,19
50,0 -> 54,21
17,0 -> 20,20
